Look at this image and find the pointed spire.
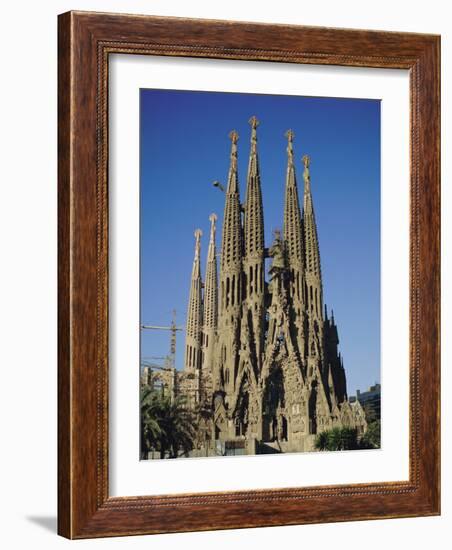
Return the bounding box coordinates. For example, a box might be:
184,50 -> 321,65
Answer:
303,154 -> 311,188
184,229 -> 204,371
227,130 -> 239,193
244,116 -> 265,258
204,214 -> 218,331
249,115 -> 259,151
194,228 -> 201,265
324,303 -> 328,320
208,213 -> 217,259
303,154 -> 322,278
242,116 -> 265,369
203,214 -> 219,375
220,131 -> 243,272
283,130 -> 304,268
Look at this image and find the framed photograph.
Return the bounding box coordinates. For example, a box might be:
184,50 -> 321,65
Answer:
58,11 -> 440,538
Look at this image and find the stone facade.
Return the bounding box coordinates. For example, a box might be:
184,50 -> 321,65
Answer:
167,118 -> 366,454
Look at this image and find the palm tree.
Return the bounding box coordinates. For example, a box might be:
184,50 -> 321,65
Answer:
315,430 -> 329,451
336,427 -> 359,450
159,395 -> 197,458
315,426 -> 359,451
140,390 -> 197,459
140,387 -> 163,459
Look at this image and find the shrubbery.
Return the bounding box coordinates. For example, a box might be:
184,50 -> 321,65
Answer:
315,420 -> 380,451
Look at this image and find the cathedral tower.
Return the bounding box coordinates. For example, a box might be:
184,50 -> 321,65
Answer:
303,155 -> 323,318
283,130 -> 306,356
215,130 -> 243,392
184,229 -> 203,372
242,116 -> 266,372
302,155 -> 325,371
202,213 -> 218,376
178,119 -> 367,454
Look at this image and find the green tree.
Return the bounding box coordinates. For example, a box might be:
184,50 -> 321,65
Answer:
159,394 -> 197,458
315,426 -> 360,451
140,389 -> 197,459
140,387 -> 163,459
360,420 -> 381,449
315,430 -> 329,451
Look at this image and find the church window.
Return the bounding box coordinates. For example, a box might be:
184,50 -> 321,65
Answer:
231,275 -> 235,305
235,418 -> 241,436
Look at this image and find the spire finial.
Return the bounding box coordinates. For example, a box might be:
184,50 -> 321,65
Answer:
249,115 -> 259,130
229,130 -> 239,144
302,154 -> 311,184
209,213 -> 217,242
249,116 -> 259,150
227,130 -> 239,177
285,129 -> 295,160
194,228 -> 202,259
228,130 -> 239,168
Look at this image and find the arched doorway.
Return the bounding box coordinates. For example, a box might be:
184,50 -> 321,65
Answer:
262,364 -> 285,442
281,415 -> 288,441
308,383 -> 318,434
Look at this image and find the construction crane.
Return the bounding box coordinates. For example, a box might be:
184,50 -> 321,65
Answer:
141,309 -> 184,370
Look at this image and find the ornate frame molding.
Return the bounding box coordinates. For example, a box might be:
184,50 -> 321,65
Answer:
58,11 -> 440,538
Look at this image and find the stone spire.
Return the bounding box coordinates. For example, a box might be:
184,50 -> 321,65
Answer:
243,116 -> 265,370
302,154 -> 325,383
220,131 -> 243,276
202,213 -> 218,375
303,154 -> 323,319
283,130 -> 305,326
215,131 -> 243,392
244,116 -> 265,259
184,229 -> 203,372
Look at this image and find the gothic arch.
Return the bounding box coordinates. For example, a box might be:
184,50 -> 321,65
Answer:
262,363 -> 286,442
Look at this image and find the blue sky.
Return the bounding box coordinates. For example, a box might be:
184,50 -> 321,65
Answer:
140,89 -> 380,396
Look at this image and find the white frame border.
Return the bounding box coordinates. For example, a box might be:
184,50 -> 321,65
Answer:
109,54 -> 409,497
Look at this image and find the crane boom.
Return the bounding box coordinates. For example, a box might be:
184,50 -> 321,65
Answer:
141,325 -> 183,331
141,310 -> 183,370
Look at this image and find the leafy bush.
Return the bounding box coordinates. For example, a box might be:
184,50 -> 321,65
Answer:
315,421 -> 380,452
315,426 -> 359,451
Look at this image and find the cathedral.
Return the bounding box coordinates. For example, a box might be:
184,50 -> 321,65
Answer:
176,117 -> 366,455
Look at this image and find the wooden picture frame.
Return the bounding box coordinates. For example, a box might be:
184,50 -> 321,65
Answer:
58,11 -> 440,538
